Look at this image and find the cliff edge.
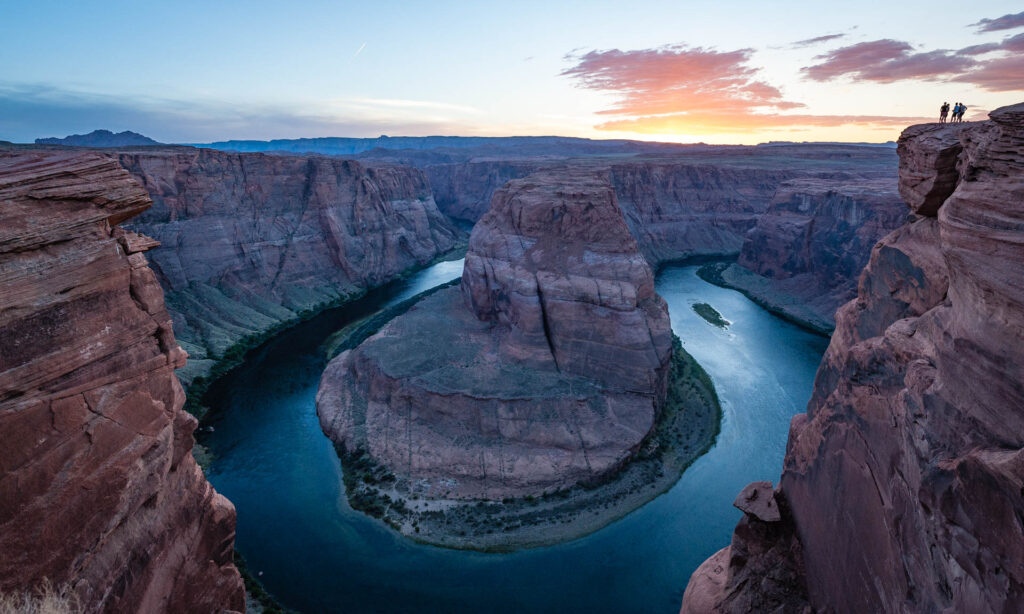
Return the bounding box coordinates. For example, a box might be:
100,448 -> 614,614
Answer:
0,151 -> 244,612
681,103 -> 1024,613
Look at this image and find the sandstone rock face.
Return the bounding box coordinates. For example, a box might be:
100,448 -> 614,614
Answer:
0,150 -> 244,613
118,148 -> 460,383
423,160 -> 547,222
681,104 -> 1024,614
721,177 -> 906,330
317,170 -> 673,499
608,162 -> 796,264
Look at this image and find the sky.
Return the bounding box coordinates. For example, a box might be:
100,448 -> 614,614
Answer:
1,0 -> 1022,145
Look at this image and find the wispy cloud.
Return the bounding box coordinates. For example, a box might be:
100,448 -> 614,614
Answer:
801,32 -> 1024,92
790,33 -> 847,48
352,42 -> 367,59
560,43 -> 930,135
802,39 -> 975,83
336,97 -> 483,115
971,10 -> 1024,33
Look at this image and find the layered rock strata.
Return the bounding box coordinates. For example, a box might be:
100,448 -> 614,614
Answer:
117,148 -> 460,384
682,103 -> 1024,614
0,151 -> 244,612
317,170 -> 673,499
715,177 -> 906,331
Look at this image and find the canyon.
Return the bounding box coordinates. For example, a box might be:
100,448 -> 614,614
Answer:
1,114 -> 996,611
0,150 -> 243,612
681,103 -> 1024,614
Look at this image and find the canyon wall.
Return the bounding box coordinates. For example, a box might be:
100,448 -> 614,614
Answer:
317,170 -> 673,499
607,161 -> 798,264
716,177 -> 906,331
0,150 -> 244,612
118,148 -> 461,384
682,103 -> 1024,614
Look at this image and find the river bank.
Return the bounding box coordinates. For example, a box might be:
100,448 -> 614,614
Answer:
332,333 -> 721,552
696,261 -> 833,336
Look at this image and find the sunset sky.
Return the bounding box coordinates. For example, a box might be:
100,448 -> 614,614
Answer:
1,0 -> 1022,144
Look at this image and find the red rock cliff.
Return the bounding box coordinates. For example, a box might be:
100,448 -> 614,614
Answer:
681,103 -> 1024,613
0,150 -> 244,613
118,148 -> 461,384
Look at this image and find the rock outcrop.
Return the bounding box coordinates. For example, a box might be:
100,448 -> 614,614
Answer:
681,103 -> 1024,614
0,150 -> 244,612
117,148 -> 460,384
317,170 -> 673,499
716,177 -> 906,331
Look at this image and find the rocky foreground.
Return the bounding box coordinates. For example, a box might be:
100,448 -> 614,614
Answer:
318,170 -> 673,499
681,103 -> 1024,614
0,151 -> 243,612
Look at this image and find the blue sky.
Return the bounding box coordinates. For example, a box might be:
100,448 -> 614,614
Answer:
1,0 -> 1021,143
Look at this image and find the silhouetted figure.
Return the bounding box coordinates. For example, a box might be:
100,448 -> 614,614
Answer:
957,103 -> 968,122
940,102 -> 950,123
951,103 -> 961,123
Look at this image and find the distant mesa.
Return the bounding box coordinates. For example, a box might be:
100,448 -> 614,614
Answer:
35,129 -> 161,147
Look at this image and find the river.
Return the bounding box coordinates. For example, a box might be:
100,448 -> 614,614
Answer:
201,260 -> 828,613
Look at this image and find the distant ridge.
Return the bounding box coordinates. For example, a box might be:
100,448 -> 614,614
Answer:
195,135 -> 694,157
36,129 -> 161,147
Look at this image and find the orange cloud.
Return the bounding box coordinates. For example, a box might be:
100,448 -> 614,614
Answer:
561,44 -> 929,135
596,111 -> 929,135
561,46 -> 802,118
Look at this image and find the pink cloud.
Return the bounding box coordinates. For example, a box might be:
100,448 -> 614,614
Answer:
561,45 -> 800,118
954,54 -> 1024,91
802,39 -> 975,82
971,11 -> 1024,33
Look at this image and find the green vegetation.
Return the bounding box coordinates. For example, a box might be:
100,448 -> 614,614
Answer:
692,302 -> 730,328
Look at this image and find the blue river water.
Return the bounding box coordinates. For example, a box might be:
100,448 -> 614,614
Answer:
201,261 -> 828,613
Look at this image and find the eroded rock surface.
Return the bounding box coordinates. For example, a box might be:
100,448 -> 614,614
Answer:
719,176 -> 906,330
0,150 -> 244,613
118,148 -> 460,383
317,170 -> 673,499
682,103 -> 1024,614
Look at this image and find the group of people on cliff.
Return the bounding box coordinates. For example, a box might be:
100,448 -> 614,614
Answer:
940,102 -> 967,123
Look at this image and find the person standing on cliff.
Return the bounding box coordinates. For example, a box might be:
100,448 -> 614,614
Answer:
951,102 -> 961,123
940,102 -> 950,123
957,103 -> 968,122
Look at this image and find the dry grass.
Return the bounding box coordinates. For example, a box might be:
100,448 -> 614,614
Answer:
0,581 -> 81,614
